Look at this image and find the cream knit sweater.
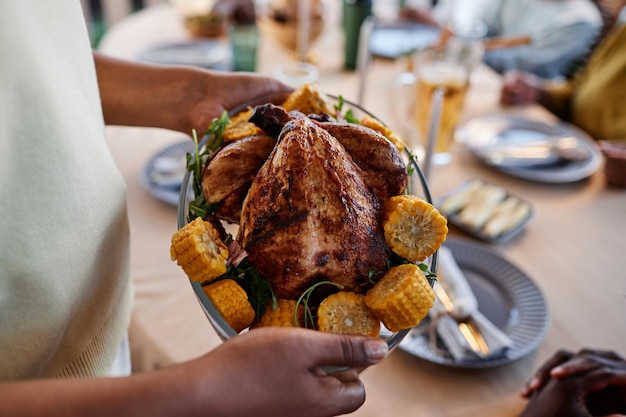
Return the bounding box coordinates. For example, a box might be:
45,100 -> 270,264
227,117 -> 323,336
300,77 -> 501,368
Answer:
0,1 -> 133,379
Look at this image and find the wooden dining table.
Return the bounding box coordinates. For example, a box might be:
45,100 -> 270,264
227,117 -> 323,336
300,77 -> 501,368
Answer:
98,3 -> 626,416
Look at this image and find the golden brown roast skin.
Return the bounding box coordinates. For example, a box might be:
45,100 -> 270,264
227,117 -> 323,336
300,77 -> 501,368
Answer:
202,134 -> 276,224
315,121 -> 408,203
238,115 -> 390,300
249,104 -> 409,203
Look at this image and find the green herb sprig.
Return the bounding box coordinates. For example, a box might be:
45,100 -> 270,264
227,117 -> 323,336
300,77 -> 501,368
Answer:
294,281 -> 344,329
385,252 -> 437,284
204,237 -> 277,322
230,261 -> 277,321
405,148 -> 418,177
185,111 -> 277,321
333,95 -> 360,124
185,111 -> 229,222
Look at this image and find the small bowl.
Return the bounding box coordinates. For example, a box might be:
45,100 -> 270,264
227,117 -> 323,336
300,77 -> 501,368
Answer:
599,140 -> 626,189
177,92 -> 437,354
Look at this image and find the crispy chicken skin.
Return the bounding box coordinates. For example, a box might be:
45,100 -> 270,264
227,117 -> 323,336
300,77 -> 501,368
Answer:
314,121 -> 408,202
202,134 -> 276,223
249,104 -> 408,203
238,113 -> 390,299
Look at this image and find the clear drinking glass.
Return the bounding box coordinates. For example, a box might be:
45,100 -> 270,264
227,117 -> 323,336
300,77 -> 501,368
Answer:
392,20 -> 486,166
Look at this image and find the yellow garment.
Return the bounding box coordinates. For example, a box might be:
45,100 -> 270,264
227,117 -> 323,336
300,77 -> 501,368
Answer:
544,23 -> 626,140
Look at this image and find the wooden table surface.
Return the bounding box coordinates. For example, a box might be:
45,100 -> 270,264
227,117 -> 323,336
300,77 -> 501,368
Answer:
98,4 -> 626,416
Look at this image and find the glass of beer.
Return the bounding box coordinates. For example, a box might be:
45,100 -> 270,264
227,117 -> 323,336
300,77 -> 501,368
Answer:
392,21 -> 485,166
413,49 -> 470,165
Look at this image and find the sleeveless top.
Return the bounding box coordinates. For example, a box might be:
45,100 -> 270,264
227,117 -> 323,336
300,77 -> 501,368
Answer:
0,1 -> 133,379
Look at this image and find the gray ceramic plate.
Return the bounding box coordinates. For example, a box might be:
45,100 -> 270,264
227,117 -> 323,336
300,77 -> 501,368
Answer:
399,238 -> 549,368
369,22 -> 440,59
458,114 -> 602,183
138,40 -> 233,71
141,140 -> 194,206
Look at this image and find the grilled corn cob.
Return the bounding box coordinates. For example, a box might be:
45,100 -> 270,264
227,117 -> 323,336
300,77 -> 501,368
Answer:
317,291 -> 380,337
360,115 -> 406,152
281,83 -> 334,115
254,299 -> 304,328
382,195 -> 448,262
365,263 -> 435,332
170,217 -> 229,283
202,279 -> 255,333
223,108 -> 262,142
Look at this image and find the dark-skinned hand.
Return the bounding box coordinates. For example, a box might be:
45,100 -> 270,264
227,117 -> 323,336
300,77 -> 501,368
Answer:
520,349 -> 626,417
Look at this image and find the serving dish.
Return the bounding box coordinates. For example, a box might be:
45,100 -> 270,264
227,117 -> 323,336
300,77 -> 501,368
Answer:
177,92 -> 437,351
399,238 -> 549,368
438,179 -> 534,243
458,113 -> 602,183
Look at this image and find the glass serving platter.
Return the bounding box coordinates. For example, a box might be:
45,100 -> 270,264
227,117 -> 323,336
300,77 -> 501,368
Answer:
177,92 -> 438,352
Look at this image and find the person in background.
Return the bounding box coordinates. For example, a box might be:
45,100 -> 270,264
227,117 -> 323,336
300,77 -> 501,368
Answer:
0,2 -> 388,416
500,1 -> 626,141
400,0 -> 603,79
519,348 -> 626,417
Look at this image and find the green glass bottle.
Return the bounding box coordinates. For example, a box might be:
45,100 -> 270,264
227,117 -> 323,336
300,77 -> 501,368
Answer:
342,0 -> 373,70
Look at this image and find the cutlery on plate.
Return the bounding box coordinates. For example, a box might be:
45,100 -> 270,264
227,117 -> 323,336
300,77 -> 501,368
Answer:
481,135 -> 589,168
433,282 -> 490,357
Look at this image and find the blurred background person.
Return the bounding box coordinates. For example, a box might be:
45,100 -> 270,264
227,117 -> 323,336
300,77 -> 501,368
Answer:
500,0 -> 626,141
400,0 -> 603,79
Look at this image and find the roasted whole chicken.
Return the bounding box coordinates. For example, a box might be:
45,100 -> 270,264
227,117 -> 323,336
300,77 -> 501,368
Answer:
172,86 -> 448,336
203,104 -> 408,299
